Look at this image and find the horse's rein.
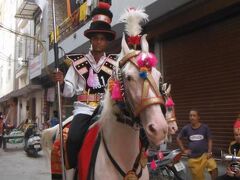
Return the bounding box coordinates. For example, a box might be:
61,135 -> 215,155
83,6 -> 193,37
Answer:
101,131 -> 147,180
119,51 -> 165,117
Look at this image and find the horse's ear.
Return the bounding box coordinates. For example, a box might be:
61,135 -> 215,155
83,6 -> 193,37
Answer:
121,33 -> 130,55
141,34 -> 149,53
166,84 -> 171,95
162,83 -> 167,92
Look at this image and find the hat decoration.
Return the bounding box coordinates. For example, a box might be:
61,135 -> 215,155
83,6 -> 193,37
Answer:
84,2 -> 116,41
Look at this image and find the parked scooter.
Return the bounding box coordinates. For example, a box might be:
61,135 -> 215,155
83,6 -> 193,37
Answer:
148,148 -> 187,180
24,123 -> 42,157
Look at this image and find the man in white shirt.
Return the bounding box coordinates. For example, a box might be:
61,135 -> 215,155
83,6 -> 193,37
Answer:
54,2 -> 116,172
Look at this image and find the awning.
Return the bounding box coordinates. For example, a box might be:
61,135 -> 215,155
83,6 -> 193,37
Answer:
15,0 -> 46,20
0,84 -> 42,103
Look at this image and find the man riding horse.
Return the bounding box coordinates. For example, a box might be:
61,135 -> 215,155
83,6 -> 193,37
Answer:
53,2 -> 117,179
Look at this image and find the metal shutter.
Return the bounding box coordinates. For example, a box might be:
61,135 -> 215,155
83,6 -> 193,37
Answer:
163,14 -> 240,156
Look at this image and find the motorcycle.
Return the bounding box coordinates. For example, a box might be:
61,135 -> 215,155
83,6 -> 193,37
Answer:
24,123 -> 42,157
221,150 -> 240,174
147,148 -> 187,180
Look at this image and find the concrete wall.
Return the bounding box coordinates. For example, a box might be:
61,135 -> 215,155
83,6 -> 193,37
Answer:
0,0 -> 17,98
34,90 -> 43,127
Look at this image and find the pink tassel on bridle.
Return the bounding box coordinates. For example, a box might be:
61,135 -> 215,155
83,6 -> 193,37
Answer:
111,80 -> 123,101
165,97 -> 175,107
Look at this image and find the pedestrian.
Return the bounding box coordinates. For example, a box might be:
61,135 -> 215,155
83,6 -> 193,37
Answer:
48,110 -> 59,127
52,1 -> 116,175
177,109 -> 218,180
216,115 -> 240,180
0,113 -> 5,148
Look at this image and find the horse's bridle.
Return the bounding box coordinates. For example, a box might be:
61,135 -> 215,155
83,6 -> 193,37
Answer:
114,50 -> 165,126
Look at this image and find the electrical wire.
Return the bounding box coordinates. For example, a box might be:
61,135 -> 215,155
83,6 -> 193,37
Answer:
0,23 -> 49,74
0,52 -> 28,63
0,23 -> 46,47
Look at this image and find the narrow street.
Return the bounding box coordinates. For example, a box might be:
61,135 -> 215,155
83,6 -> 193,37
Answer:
0,143 -> 51,180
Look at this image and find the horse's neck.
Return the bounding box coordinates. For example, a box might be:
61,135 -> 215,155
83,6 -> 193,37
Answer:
101,109 -> 140,170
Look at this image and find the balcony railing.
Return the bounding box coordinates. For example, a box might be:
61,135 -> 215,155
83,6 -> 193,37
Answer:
49,2 -> 90,49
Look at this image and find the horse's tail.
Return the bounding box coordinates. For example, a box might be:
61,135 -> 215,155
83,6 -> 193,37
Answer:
41,125 -> 59,161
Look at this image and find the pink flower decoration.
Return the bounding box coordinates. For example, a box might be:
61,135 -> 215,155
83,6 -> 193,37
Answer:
136,52 -> 158,69
150,160 -> 157,170
128,35 -> 141,45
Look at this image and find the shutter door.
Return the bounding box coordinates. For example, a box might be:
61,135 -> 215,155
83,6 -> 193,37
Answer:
163,14 -> 240,156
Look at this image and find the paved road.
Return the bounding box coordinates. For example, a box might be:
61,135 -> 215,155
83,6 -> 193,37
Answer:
0,142 -> 51,180
0,142 -> 227,180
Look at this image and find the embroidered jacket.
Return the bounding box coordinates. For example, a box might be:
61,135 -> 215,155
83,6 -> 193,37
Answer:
63,51 -> 117,116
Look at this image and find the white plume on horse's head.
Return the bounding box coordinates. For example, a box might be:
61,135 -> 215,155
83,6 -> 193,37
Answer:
120,7 -> 148,37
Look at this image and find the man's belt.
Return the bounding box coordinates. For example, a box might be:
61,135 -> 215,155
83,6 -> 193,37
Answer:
78,94 -> 101,103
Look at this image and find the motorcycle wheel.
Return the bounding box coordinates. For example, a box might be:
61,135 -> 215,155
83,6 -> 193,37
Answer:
167,165 -> 186,180
149,166 -> 174,180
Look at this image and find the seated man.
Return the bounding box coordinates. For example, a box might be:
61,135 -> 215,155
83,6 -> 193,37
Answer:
217,116 -> 240,180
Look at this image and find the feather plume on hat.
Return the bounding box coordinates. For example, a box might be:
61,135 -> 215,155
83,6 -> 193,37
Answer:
120,8 -> 148,46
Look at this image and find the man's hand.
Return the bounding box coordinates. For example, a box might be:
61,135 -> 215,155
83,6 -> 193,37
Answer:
235,169 -> 240,177
183,149 -> 191,156
226,167 -> 236,177
52,70 -> 64,85
207,152 -> 212,159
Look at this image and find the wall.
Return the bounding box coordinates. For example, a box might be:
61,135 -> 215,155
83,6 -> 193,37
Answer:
0,0 -> 17,98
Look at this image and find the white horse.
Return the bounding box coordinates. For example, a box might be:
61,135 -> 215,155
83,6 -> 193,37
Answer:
84,34 -> 168,180
42,34 -> 171,180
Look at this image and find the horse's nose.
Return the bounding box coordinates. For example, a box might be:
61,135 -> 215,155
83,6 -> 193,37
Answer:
148,124 -> 157,134
147,123 -> 168,136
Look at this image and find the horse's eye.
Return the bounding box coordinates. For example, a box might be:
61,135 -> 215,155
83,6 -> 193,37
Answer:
126,75 -> 132,81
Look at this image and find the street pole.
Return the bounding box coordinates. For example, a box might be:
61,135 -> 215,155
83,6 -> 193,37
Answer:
52,0 -> 66,180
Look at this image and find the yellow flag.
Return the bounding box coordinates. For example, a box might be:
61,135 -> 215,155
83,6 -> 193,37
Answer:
79,2 -> 87,22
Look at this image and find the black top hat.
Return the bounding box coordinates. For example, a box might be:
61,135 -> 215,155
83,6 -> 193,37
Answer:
84,3 -> 116,41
